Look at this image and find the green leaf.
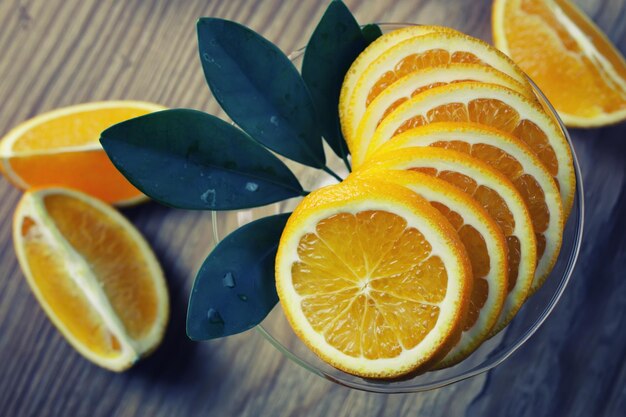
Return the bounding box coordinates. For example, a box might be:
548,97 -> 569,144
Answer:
361,23 -> 383,45
197,18 -> 326,168
302,0 -> 366,159
100,109 -> 304,210
186,213 -> 290,340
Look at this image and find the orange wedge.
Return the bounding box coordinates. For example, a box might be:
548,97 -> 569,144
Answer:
376,122 -> 564,292
363,82 -> 575,216
350,64 -> 533,167
340,30 -> 533,148
13,187 -> 169,371
0,101 -> 165,205
352,169 -> 508,367
276,179 -> 472,378
360,147 -> 537,333
493,0 -> 626,127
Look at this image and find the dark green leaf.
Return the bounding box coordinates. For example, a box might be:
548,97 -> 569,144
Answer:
197,18 -> 325,168
186,213 -> 290,340
100,109 -> 303,210
301,0 -> 366,159
361,23 -> 383,45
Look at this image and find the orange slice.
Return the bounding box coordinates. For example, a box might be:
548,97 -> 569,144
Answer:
376,122 -> 564,292
0,101 -> 165,205
350,64 -> 533,167
13,187 -> 169,371
352,169 -> 508,367
493,0 -> 626,127
360,146 -> 537,333
275,179 -> 472,378
364,82 -> 575,216
340,30 -> 533,148
339,25 -> 456,149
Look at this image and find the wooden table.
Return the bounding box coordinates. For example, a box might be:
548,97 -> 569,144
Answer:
1,0 -> 625,416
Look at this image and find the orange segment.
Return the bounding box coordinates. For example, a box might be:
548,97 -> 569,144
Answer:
0,101 -> 165,205
493,0 -> 626,126
375,123 -> 564,292
276,179 -> 472,378
360,147 -> 537,333
364,82 -> 575,217
13,188 -> 169,371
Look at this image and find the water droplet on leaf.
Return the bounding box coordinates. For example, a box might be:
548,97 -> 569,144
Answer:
207,308 -> 224,324
245,182 -> 259,192
222,272 -> 236,288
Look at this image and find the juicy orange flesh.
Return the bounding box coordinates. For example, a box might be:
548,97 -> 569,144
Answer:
503,0 -> 626,118
12,107 -> 153,151
43,194 -> 159,340
367,50 -> 484,104
19,215 -> 123,357
9,151 -> 142,204
410,167 -> 520,292
292,210 -> 446,359
376,80 -> 487,127
388,99 -> 560,183
428,139 -> 549,251
430,202 -> 489,331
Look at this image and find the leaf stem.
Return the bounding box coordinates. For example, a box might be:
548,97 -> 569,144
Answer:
341,154 -> 352,172
322,165 -> 343,182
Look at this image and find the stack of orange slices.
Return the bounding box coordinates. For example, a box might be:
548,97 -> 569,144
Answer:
276,25 -> 575,378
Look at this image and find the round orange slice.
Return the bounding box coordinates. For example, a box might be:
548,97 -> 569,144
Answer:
364,82 -> 575,217
339,25 -> 456,149
350,64 -> 533,167
375,122 -> 564,292
275,179 -> 472,378
13,187 -> 169,371
493,0 -> 626,127
341,30 -> 533,148
360,146 -> 537,333
352,169 -> 508,367
0,101 -> 165,205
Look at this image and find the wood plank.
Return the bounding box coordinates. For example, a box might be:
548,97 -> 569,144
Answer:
0,1 -> 624,416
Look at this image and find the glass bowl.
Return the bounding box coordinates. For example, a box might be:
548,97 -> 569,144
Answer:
211,24 -> 584,393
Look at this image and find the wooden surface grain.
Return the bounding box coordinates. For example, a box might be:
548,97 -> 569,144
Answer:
0,0 -> 625,416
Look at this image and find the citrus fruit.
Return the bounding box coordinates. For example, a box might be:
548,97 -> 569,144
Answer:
352,169 -> 508,367
275,179 -> 472,378
364,82 -> 575,216
350,64 -> 533,167
376,122 -> 564,292
13,187 -> 169,371
339,25 -> 455,149
493,0 -> 626,127
340,30 -> 533,148
0,101 -> 165,205
360,146 -> 537,333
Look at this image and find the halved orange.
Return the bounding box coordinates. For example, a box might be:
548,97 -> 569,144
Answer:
363,82 -> 575,216
360,146 -> 537,333
350,64 -> 533,167
276,179 -> 472,377
375,122 -> 564,292
0,101 -> 165,205
352,169 -> 508,367
13,187 -> 169,371
340,30 -> 533,148
493,0 -> 626,127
